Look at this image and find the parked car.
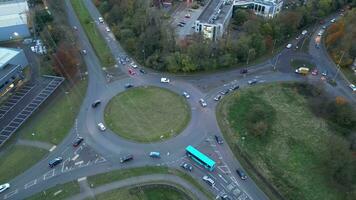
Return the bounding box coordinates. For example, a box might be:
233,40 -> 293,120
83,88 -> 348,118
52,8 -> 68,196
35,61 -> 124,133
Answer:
322,70 -> 328,76
149,152 -> 161,158
240,68 -> 248,74
49,157 -> 63,168
183,92 -> 190,99
177,23 -> 184,27
202,175 -> 215,186
220,90 -> 229,95
92,100 -> 101,108
98,123 -> 106,131
139,69 -> 146,74
120,154 -> 134,163
236,168 -> 247,180
98,17 -> 104,23
215,135 -> 223,144
160,77 -> 170,83
128,68 -> 136,75
331,18 -> 336,23
229,85 -> 240,91
286,43 -> 292,49
311,69 -> 318,76
105,27 -> 110,32
130,62 -> 138,68
73,26 -> 78,30
199,98 -> 207,107
125,83 -> 134,89
221,194 -> 230,200
180,162 -> 193,171
349,84 -> 356,92
301,30 -> 308,35
214,95 -> 222,101
248,79 -> 258,85
72,137 -> 84,147
81,49 -> 87,55
0,183 -> 10,193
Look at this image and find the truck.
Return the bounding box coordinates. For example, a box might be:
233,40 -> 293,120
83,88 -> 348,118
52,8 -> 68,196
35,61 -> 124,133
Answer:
295,67 -> 309,75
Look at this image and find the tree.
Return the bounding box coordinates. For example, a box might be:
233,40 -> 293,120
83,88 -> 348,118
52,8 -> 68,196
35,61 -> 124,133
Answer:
233,10 -> 248,26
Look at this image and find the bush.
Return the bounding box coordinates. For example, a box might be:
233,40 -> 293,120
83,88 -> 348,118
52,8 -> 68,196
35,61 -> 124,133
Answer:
245,99 -> 275,137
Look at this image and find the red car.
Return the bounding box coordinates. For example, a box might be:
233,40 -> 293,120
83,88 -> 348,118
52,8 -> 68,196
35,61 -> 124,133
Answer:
128,69 -> 136,75
311,69 -> 318,76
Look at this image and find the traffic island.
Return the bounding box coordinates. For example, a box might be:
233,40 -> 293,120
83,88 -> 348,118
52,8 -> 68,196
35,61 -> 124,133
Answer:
104,86 -> 190,142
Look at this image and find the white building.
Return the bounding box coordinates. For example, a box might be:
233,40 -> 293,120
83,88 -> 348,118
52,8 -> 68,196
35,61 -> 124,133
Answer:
194,0 -> 283,40
0,0 -> 30,41
0,47 -> 28,96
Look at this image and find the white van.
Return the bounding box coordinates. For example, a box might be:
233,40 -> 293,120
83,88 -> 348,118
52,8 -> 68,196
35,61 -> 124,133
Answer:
286,44 -> 292,49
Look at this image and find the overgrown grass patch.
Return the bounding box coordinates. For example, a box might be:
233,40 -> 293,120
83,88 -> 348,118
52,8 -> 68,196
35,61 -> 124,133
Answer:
26,181 -> 80,200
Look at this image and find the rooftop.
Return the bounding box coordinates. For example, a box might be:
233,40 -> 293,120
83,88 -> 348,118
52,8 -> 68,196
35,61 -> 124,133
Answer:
198,0 -> 234,25
0,0 -> 28,27
0,47 -> 21,69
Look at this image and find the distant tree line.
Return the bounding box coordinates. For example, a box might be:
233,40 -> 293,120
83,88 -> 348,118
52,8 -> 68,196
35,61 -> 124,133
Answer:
94,0 -> 354,72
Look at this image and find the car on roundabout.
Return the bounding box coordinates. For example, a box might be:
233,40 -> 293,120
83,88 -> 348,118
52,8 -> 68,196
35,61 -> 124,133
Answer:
182,92 -> 190,99
49,157 -> 63,168
349,84 -> 356,92
124,83 -> 134,89
214,95 -> 222,101
248,79 -> 258,85
202,175 -> 215,186
92,100 -> 101,108
0,183 -> 10,193
149,152 -> 161,158
98,123 -> 106,131
72,137 -> 84,147
236,168 -> 247,180
199,98 -> 207,107
180,162 -> 193,171
120,154 -> 134,163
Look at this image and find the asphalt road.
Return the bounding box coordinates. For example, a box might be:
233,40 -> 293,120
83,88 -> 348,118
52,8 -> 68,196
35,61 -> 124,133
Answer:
0,3 -> 355,200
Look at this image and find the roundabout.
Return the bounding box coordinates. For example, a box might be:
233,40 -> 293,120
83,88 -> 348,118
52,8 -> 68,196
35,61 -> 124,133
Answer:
104,86 -> 190,143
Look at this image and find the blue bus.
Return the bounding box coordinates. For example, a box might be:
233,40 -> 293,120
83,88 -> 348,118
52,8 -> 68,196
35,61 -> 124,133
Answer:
185,145 -> 216,171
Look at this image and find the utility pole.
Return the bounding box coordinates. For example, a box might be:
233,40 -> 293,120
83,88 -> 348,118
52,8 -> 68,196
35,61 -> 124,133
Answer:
274,53 -> 281,71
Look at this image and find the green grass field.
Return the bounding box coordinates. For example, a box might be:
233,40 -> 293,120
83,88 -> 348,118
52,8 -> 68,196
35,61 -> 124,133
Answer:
217,83 -> 355,200
87,166 -> 212,199
19,80 -> 87,144
70,0 -> 115,69
290,59 -> 315,69
0,145 -> 47,183
104,86 -> 190,142
95,185 -> 191,200
26,181 -> 80,200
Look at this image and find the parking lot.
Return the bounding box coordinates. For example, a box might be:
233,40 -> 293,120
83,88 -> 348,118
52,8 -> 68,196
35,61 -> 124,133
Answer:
0,76 -> 64,146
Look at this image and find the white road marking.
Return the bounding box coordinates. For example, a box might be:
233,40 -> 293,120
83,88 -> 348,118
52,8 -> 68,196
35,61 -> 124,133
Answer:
49,145 -> 56,152
43,169 -> 55,180
219,182 -> 228,191
77,177 -> 87,182
74,145 -> 83,155
24,179 -> 37,189
218,174 -> 228,184
94,156 -> 106,164
72,154 -> 79,161
230,176 -> 239,186
53,190 -> 62,196
75,161 -> 84,166
78,161 -> 90,168
61,157 -> 71,173
4,189 -> 18,199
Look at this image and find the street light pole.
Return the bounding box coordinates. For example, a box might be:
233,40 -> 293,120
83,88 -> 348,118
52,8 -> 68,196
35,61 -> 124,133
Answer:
274,53 -> 281,71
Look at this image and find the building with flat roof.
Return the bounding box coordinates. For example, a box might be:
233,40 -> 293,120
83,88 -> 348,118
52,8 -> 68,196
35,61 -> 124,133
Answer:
0,0 -> 30,41
194,0 -> 283,40
0,47 -> 28,96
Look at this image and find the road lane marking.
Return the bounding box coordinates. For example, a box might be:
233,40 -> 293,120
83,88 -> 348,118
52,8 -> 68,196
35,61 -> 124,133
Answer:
61,157 -> 71,173
43,169 -> 55,180
72,154 -> 79,161
24,179 -> 37,189
94,156 -> 106,164
53,190 -> 62,196
4,189 -> 18,199
75,161 -> 84,165
77,177 -> 87,182
49,145 -> 56,152
74,145 -> 83,155
218,174 -> 228,184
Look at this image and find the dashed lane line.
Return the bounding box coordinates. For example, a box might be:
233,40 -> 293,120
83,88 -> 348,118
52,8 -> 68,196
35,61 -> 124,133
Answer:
24,179 -> 37,189
72,154 -> 79,161
49,145 -> 56,152
3,189 -> 18,199
77,177 -> 87,182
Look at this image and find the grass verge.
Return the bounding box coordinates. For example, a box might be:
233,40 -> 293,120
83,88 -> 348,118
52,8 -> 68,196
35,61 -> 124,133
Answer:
0,145 -> 47,183
87,166 -> 212,199
70,0 -> 115,69
216,83 -> 355,200
104,86 -> 190,142
95,184 -> 192,200
26,181 -> 80,200
19,79 -> 87,144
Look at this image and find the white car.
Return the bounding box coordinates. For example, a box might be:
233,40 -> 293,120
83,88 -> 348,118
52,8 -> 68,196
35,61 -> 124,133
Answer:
160,78 -> 170,83
98,17 -> 104,23
98,123 -> 106,131
302,30 -> 308,35
105,27 -> 110,32
0,183 -> 10,193
286,43 -> 292,49
199,98 -> 207,107
331,18 -> 336,23
349,84 -> 356,92
182,92 -> 190,99
130,62 -> 138,68
202,175 -> 215,186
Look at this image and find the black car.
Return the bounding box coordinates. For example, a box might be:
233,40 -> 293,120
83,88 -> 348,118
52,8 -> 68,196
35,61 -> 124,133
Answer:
91,100 -> 101,108
236,168 -> 247,180
120,154 -> 134,163
215,135 -> 223,144
139,69 -> 146,74
72,137 -> 84,147
240,68 -> 248,74
125,83 -> 134,88
220,89 -> 229,95
180,162 -> 193,171
221,194 -> 230,200
49,157 -> 63,168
